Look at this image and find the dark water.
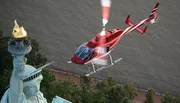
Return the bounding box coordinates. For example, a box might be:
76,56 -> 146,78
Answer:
0,0 -> 180,95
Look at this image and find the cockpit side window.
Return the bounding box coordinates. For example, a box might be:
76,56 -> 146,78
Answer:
75,46 -> 84,56
75,42 -> 93,60
79,48 -> 91,60
75,42 -> 87,56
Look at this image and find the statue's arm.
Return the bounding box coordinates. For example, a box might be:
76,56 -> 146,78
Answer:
9,55 -> 26,103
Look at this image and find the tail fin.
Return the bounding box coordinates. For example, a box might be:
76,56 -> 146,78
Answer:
149,2 -> 160,17
125,2 -> 160,34
125,15 -> 148,34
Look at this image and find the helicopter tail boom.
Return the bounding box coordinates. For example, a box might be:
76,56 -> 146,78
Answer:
125,15 -> 148,34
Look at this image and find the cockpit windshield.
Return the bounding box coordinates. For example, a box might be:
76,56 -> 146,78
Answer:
75,43 -> 93,60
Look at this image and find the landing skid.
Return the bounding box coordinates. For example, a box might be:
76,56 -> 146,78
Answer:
67,61 -> 72,63
67,54 -> 123,77
85,57 -> 123,76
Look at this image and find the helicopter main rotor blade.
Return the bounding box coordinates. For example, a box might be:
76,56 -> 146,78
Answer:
101,0 -> 111,27
93,0 -> 111,65
100,0 -> 111,36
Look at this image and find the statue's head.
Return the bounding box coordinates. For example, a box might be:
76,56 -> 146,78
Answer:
12,20 -> 27,39
22,65 -> 43,97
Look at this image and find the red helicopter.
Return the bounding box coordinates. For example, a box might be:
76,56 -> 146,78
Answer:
67,0 -> 160,76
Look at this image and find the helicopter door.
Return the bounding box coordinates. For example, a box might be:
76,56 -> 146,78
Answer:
107,46 -> 110,52
96,46 -> 109,54
88,50 -> 95,60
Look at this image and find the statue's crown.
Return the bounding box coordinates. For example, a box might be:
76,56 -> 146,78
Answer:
12,20 -> 27,38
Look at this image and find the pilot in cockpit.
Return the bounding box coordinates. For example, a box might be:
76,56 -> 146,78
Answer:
75,42 -> 93,61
